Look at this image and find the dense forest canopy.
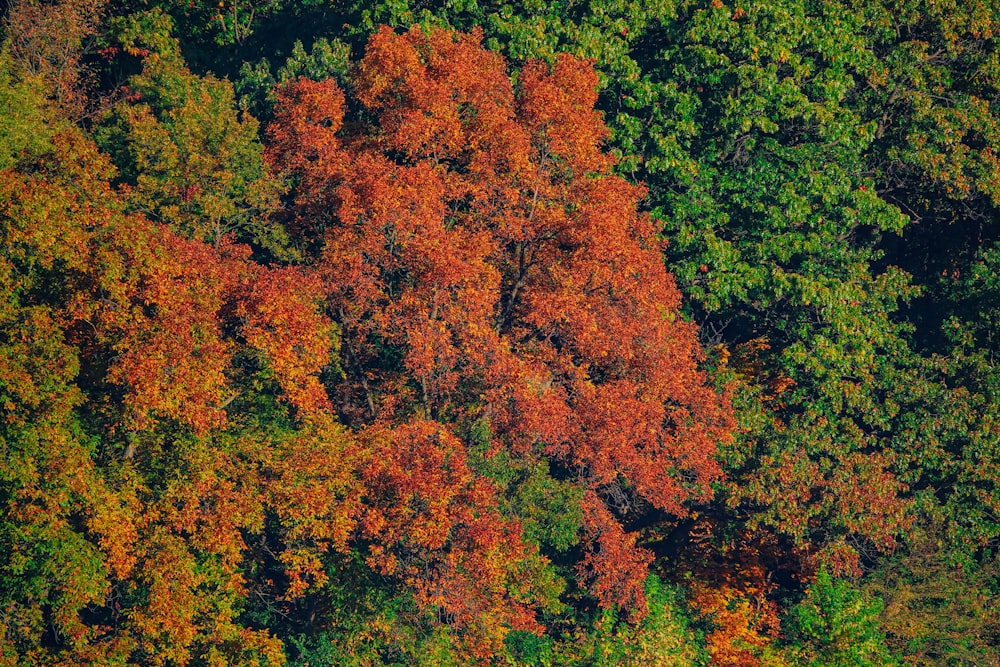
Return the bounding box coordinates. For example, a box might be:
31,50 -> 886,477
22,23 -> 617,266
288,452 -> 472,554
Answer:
0,0 -> 998,664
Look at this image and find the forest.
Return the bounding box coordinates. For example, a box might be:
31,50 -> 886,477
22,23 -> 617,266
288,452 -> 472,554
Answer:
0,0 -> 998,664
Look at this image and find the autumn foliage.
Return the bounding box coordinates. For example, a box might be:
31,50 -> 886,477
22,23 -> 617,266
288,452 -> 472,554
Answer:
269,25 -> 733,619
0,14 -> 737,664
14,0 -> 998,662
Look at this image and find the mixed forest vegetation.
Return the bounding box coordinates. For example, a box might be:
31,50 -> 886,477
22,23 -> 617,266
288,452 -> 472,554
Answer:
0,0 -> 999,663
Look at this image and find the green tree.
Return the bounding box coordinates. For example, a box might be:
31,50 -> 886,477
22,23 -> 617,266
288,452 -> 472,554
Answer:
863,533 -> 1000,665
784,568 -> 898,667
97,9 -> 289,257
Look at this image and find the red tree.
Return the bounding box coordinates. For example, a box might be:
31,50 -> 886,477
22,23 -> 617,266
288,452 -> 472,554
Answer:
269,25 -> 734,622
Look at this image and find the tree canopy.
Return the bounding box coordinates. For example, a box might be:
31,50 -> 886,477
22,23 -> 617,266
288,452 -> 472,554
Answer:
1,0 -> 998,664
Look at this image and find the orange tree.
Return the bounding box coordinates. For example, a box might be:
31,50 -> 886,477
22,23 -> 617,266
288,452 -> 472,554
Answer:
267,24 -> 733,645
0,22 -> 342,664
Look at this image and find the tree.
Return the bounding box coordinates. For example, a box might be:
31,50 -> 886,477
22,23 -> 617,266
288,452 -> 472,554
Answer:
0,37 -> 340,664
268,24 -> 733,630
863,532 -> 1000,665
784,568 -> 898,667
338,0 -> 989,576
2,0 -> 106,114
97,9 -> 289,257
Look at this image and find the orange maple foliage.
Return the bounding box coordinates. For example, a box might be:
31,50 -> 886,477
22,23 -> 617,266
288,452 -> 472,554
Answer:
361,421 -> 544,657
674,516 -> 803,667
0,113 -> 333,664
235,265 -> 336,416
86,216 -> 333,434
269,25 -> 734,621
690,581 -> 781,667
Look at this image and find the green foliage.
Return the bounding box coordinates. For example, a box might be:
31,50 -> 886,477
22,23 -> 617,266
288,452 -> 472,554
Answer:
236,36 -> 352,120
266,551 -> 413,667
881,247 -> 1000,556
864,531 -> 1000,665
616,575 -> 705,667
0,52 -> 51,170
855,0 -> 1000,212
144,0 -> 310,47
618,0 -> 930,561
784,568 -> 898,667
503,575 -> 703,667
465,420 -> 584,555
98,10 -> 290,257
